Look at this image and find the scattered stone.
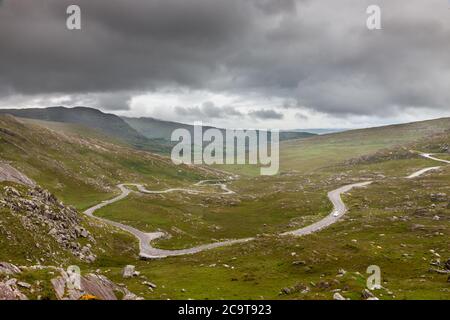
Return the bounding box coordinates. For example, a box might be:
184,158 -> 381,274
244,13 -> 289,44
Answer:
280,287 -> 291,295
122,265 -> 135,279
411,224 -> 426,231
0,279 -> 28,300
337,269 -> 347,276
143,281 -> 157,289
17,281 -> 31,289
280,283 -> 309,295
333,292 -> 346,300
430,193 -> 447,202
361,289 -> 376,299
0,262 -> 21,275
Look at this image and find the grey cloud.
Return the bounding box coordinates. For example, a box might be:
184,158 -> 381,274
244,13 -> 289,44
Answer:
294,113 -> 308,121
249,109 -> 284,120
0,0 -> 449,118
85,92 -> 132,111
175,102 -> 243,120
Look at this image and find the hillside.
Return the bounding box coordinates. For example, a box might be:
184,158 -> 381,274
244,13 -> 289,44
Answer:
0,107 -> 170,154
0,114 -> 212,209
280,117 -> 450,173
123,116 -> 316,142
76,121 -> 450,300
0,114 -> 449,300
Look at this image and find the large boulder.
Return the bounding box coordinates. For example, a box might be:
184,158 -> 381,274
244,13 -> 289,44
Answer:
51,270 -> 141,300
122,265 -> 135,279
333,292 -> 346,300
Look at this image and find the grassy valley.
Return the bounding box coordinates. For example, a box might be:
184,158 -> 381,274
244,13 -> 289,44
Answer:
0,113 -> 449,300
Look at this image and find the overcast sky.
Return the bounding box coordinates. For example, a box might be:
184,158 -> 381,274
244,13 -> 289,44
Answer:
1,0 -> 449,129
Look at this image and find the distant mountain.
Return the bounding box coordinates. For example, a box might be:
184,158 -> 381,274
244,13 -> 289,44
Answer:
123,116 -> 316,142
290,128 -> 348,135
0,107 -> 315,155
0,107 -> 170,153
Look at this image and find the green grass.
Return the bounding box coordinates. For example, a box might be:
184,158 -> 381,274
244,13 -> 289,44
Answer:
93,163 -> 450,300
1,115 -> 449,299
93,176 -> 332,249
0,115 -> 213,210
280,118 -> 450,174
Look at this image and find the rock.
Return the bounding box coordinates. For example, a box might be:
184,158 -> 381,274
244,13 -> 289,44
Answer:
445,259 -> 450,270
2,186 -> 96,262
292,261 -> 306,266
0,262 -> 21,275
430,193 -> 447,202
317,281 -> 330,290
85,255 -> 96,263
411,224 -> 426,231
337,268 -> 347,276
333,292 -> 346,300
361,289 -> 376,299
0,163 -> 36,187
0,278 -> 28,300
280,287 -> 291,295
81,246 -> 91,255
143,281 -> 157,289
4,186 -> 21,197
17,281 -> 31,289
122,265 -> 135,279
51,270 -> 142,300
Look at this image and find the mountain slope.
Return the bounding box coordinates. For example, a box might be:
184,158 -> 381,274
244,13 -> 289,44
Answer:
0,114 -> 213,209
0,107 -> 169,153
280,117 -> 450,173
123,116 -> 316,142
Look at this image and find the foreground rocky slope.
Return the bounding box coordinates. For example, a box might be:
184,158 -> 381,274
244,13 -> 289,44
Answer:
0,262 -> 142,300
0,165 -> 142,300
1,184 -> 96,263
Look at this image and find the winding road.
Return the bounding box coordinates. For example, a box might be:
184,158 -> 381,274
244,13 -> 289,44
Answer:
84,153 -> 448,259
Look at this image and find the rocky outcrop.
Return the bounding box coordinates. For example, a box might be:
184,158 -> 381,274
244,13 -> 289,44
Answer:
0,262 -> 21,275
51,269 -> 142,300
1,186 -> 96,262
0,262 -> 141,300
0,278 -> 28,300
0,163 -> 35,187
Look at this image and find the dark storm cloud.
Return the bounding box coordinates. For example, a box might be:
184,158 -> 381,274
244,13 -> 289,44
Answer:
0,0 -> 254,95
0,0 -> 449,118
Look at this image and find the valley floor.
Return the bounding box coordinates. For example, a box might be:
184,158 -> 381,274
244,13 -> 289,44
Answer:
79,154 -> 450,300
